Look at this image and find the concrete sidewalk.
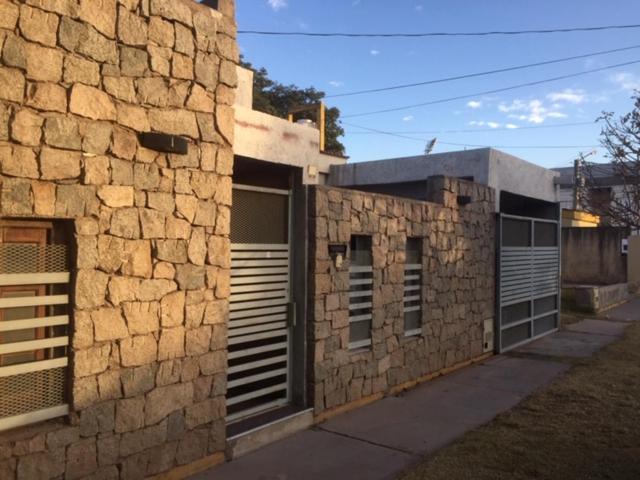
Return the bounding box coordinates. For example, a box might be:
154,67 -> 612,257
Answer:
192,300 -> 639,480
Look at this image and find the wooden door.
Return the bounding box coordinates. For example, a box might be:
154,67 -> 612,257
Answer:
0,223 -> 51,366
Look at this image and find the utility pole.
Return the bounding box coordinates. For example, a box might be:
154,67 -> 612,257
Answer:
572,150 -> 597,210
572,157 -> 581,210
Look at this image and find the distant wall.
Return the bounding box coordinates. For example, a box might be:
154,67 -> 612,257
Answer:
562,227 -> 629,285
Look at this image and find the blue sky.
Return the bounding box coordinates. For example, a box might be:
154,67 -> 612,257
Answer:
236,0 -> 640,169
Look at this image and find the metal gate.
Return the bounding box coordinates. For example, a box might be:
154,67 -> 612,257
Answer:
497,214 -> 560,352
226,185 -> 292,422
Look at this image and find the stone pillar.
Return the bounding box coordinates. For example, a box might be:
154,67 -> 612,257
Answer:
0,1 -> 238,478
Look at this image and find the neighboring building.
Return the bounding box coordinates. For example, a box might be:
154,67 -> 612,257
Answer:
0,2 -> 564,477
553,162 -> 627,224
329,148 -> 562,354
330,147 -> 560,211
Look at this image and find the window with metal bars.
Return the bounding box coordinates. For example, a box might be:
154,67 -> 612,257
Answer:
0,221 -> 70,431
349,236 -> 372,349
404,238 -> 423,336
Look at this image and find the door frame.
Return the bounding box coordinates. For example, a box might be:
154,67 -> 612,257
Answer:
226,183 -> 295,422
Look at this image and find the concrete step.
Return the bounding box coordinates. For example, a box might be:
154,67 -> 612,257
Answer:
226,408 -> 314,460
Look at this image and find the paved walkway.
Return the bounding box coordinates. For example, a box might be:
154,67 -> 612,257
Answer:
193,299 -> 639,480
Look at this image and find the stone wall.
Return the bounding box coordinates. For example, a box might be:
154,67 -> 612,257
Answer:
308,177 -> 495,413
0,0 -> 237,478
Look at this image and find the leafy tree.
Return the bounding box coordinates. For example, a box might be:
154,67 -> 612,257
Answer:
580,93 -> 640,229
240,57 -> 346,157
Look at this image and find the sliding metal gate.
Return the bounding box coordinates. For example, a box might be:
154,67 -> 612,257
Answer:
497,214 -> 560,352
227,185 -> 292,422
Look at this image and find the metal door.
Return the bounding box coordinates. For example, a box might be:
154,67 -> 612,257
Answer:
497,214 -> 561,352
226,185 -> 292,422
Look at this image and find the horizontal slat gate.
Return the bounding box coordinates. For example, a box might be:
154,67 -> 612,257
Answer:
498,215 -> 560,352
0,242 -> 70,431
226,244 -> 290,422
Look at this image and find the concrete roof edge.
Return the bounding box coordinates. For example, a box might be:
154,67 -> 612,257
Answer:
488,147 -> 560,177
348,146 -> 492,167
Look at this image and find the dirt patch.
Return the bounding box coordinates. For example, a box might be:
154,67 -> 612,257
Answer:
399,323 -> 640,480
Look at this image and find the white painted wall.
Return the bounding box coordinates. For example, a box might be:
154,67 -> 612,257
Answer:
233,66 -> 346,184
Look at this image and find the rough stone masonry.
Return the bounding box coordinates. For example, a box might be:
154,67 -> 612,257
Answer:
0,0 -> 238,478
308,177 -> 495,413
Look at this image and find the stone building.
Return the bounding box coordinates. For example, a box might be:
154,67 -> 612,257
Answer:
0,0 -> 561,477
0,0 -> 238,478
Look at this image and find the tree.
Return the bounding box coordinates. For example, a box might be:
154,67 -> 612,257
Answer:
240,57 -> 346,157
579,93 -> 640,230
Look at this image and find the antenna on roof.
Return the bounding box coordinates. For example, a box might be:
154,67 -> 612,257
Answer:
424,137 -> 437,155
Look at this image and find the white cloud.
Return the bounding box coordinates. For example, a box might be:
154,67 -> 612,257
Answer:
402,115 -> 414,122
329,80 -> 344,87
498,98 -> 568,124
498,99 -> 525,113
370,49 -> 380,56
415,5 -> 424,11
505,123 -> 519,129
267,0 -> 287,11
469,120 -> 500,128
610,72 -> 640,92
352,0 -> 361,5
466,100 -> 482,109
546,89 -> 586,104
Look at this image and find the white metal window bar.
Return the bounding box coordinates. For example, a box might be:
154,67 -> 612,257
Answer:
349,237 -> 373,349
403,263 -> 422,337
0,243 -> 70,432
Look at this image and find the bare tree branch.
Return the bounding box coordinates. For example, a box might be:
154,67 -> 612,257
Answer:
579,92 -> 640,230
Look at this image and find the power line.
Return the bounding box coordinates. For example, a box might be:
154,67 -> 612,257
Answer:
342,59 -> 640,118
327,44 -> 640,98
343,122 -> 600,149
345,121 -> 596,135
439,140 -> 600,149
238,23 -> 640,38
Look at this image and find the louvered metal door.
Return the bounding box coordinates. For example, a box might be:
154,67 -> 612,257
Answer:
227,185 -> 292,422
497,214 -> 560,352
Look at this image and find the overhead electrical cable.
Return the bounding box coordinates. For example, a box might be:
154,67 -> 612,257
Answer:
326,44 -> 640,98
342,59 -> 640,118
345,121 -> 596,135
343,122 -> 600,149
438,140 -> 600,149
238,24 -> 640,38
